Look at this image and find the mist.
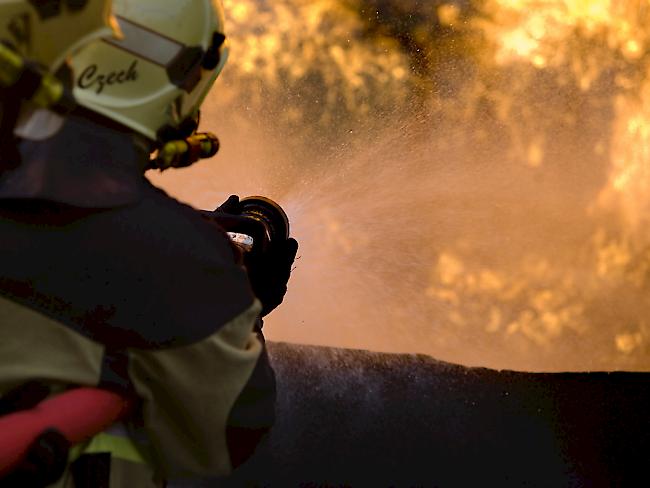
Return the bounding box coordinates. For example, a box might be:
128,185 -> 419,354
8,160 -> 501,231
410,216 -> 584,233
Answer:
150,0 -> 650,372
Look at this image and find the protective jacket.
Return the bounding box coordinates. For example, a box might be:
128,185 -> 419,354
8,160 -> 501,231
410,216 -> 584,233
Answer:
0,115 -> 276,486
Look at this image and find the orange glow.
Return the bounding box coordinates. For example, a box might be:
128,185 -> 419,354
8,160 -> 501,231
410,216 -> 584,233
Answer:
150,0 -> 650,371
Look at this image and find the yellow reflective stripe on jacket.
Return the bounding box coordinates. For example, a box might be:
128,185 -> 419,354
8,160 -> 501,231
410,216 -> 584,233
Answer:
70,433 -> 148,465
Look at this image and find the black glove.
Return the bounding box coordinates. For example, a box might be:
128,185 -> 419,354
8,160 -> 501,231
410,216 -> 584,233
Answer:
246,236 -> 298,317
216,194 -> 242,214
211,195 -> 299,317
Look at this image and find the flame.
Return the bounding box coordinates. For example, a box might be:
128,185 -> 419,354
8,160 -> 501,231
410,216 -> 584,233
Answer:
219,0 -> 411,129
153,0 -> 650,370
481,0 -> 649,68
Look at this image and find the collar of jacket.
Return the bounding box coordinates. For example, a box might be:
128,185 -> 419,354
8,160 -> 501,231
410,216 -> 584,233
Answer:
0,114 -> 151,208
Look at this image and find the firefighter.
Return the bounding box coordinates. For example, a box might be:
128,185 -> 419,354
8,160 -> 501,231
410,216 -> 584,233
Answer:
0,0 -> 297,486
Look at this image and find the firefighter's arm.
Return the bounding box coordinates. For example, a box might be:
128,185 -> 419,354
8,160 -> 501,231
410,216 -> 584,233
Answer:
127,299 -> 275,479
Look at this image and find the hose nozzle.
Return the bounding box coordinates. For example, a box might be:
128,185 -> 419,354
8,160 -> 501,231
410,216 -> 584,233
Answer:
224,196 -> 290,256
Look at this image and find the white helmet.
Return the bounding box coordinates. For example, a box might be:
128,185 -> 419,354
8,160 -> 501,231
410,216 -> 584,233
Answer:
1,1 -> 118,143
70,0 -> 229,142
0,0 -> 117,72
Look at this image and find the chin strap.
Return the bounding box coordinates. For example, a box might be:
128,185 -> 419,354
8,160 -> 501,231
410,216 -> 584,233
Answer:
151,131 -> 220,171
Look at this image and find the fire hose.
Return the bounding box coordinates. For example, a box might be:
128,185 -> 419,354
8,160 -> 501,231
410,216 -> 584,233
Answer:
0,388 -> 133,479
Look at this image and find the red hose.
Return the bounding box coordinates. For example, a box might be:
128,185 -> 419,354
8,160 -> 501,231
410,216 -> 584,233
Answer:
0,388 -> 132,477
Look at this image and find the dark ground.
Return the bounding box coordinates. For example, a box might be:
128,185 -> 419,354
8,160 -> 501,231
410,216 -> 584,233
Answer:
193,342 -> 649,487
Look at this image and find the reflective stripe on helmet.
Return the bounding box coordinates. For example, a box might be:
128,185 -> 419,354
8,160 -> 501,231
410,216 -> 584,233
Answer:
104,15 -> 226,93
70,0 -> 229,142
104,16 -> 183,68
